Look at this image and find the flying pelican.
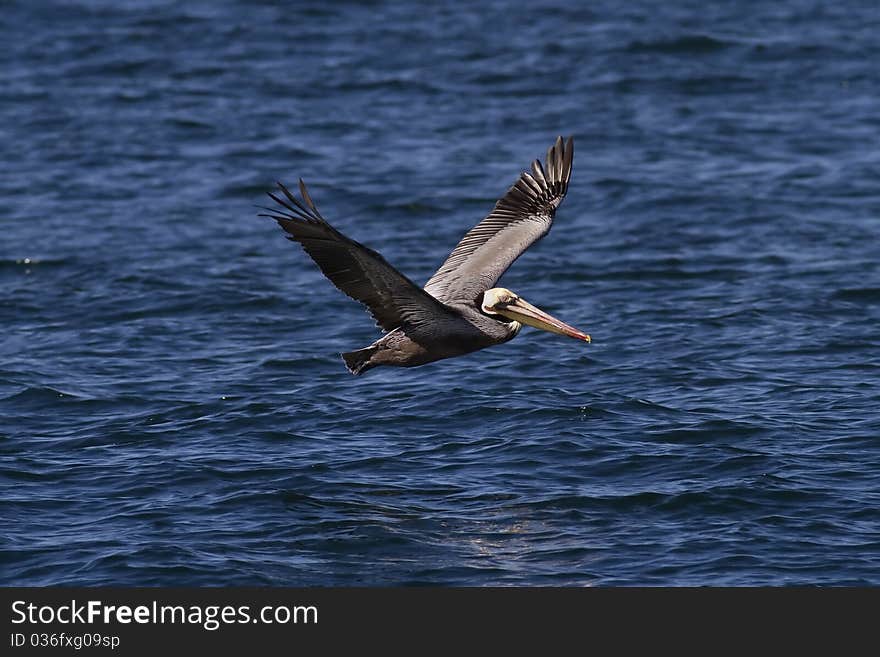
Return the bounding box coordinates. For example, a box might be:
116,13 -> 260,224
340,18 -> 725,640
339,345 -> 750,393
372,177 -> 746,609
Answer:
261,136 -> 590,374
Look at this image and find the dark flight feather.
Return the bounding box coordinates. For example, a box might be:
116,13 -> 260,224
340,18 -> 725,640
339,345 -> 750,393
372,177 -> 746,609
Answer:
423,136 -> 573,302
260,180 -> 454,333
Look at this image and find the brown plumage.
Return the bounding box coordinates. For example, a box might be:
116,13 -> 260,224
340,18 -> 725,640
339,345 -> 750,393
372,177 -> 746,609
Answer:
260,136 -> 590,374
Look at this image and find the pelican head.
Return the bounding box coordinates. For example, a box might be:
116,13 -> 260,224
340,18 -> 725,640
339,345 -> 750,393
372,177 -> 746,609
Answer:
481,287 -> 591,343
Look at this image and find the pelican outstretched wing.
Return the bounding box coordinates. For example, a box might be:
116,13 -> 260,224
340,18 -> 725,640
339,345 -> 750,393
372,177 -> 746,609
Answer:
261,180 -> 454,332
423,136 -> 573,303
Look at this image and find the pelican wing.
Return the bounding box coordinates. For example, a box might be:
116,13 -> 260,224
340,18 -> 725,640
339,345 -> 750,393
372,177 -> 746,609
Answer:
262,180 -> 454,332
424,136 -> 573,303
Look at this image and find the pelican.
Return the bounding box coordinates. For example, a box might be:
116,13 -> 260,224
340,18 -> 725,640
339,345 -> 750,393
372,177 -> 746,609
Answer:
261,136 -> 590,374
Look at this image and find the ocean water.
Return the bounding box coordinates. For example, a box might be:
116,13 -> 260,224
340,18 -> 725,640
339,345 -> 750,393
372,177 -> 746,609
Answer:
2,0 -> 879,586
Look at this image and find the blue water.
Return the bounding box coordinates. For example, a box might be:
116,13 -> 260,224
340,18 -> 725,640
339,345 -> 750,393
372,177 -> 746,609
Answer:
2,0 -> 879,586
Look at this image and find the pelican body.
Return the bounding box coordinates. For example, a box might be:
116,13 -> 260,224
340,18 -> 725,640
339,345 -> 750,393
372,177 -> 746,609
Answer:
262,137 -> 590,374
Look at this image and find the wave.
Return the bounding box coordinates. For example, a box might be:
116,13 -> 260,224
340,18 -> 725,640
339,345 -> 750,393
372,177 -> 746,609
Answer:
626,34 -> 734,54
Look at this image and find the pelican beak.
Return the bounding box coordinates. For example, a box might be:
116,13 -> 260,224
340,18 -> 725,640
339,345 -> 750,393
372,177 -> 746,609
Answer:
496,297 -> 591,343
